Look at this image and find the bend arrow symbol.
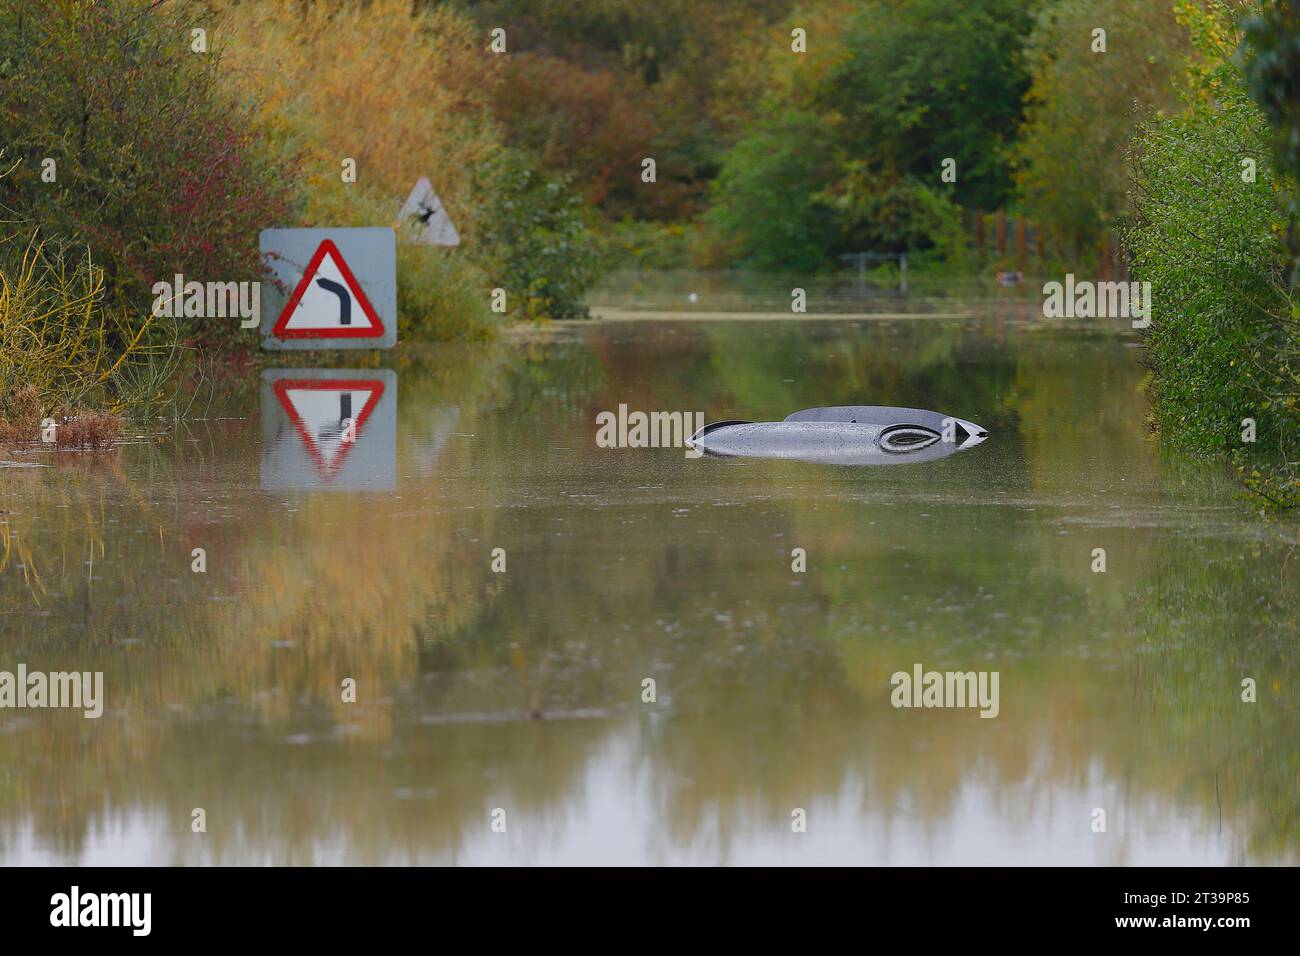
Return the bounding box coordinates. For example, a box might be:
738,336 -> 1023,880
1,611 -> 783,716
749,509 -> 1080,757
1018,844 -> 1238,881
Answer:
315,276 -> 351,326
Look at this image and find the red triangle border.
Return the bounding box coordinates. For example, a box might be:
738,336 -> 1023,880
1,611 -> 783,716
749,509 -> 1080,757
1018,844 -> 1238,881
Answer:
271,239 -> 386,339
272,378 -> 386,480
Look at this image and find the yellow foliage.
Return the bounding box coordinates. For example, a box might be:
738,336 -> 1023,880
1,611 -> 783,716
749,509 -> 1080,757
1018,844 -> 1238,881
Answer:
215,0 -> 503,238
1175,0 -> 1246,61
0,232 -> 171,423
1173,0 -> 1255,99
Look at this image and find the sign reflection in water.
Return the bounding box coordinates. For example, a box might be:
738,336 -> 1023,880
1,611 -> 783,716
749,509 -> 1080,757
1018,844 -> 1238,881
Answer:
260,368 -> 397,491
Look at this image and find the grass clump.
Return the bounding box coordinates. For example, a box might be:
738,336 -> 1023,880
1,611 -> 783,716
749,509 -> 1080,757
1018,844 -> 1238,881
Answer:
0,232 -> 163,444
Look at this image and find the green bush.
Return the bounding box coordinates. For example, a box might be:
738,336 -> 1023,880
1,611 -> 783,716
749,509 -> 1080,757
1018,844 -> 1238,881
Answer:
0,0 -> 296,346
821,0 -> 1040,214
1125,67 -> 1299,506
702,108 -> 836,272
1243,0 -> 1300,281
594,220 -> 696,272
704,0 -> 1034,272
1014,0 -> 1191,261
817,169 -> 971,265
397,242 -> 498,343
472,149 -> 601,320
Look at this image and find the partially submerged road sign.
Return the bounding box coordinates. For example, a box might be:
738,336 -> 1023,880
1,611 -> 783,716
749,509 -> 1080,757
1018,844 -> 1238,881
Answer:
396,177 -> 460,246
260,368 -> 397,491
259,228 -> 397,349
273,239 -> 384,339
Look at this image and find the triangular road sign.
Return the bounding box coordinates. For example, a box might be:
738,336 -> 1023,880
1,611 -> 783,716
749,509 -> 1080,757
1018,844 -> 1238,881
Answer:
397,177 -> 460,246
272,377 -> 386,480
271,239 -> 386,339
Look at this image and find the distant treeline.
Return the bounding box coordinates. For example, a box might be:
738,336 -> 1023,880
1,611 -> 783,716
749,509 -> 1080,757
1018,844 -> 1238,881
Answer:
448,0 -> 1196,274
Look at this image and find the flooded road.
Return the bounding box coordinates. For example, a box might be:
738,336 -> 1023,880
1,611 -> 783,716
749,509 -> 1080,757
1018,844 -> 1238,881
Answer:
2,302 -> 1297,865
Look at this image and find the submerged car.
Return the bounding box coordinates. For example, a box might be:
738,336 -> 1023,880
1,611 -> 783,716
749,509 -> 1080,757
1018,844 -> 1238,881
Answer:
687,405 -> 987,465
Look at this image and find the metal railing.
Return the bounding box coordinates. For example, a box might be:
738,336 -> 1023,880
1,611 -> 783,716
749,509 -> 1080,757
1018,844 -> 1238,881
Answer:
839,252 -> 908,294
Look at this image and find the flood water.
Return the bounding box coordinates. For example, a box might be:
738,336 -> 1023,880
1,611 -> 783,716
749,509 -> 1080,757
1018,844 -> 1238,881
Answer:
2,294 -> 1297,865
